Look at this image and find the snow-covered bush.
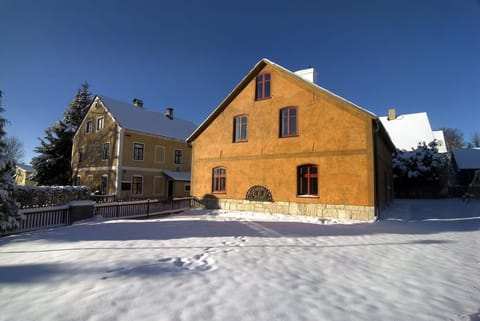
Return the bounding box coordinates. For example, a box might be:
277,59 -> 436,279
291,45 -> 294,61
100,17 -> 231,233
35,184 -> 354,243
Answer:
393,140 -> 448,197
15,185 -> 91,209
0,156 -> 23,231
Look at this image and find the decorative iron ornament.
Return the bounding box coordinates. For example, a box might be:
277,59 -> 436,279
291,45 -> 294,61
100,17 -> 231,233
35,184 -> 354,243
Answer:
245,185 -> 273,202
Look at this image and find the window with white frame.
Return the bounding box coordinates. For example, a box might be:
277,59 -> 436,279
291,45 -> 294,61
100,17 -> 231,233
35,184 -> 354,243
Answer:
174,149 -> 183,165
133,143 -> 144,161
132,176 -> 143,195
96,117 -> 105,131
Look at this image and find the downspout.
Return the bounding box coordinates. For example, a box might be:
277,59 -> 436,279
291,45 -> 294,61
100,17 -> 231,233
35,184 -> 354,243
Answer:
372,119 -> 380,220
115,126 -> 124,200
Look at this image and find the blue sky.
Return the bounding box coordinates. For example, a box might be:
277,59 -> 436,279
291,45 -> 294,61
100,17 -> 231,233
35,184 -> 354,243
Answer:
1,0 -> 479,163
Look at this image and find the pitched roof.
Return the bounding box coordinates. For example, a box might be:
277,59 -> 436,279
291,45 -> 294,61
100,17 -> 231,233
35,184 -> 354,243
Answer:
452,148 -> 480,169
187,58 -> 377,143
97,95 -> 197,141
17,163 -> 33,172
379,112 -> 447,153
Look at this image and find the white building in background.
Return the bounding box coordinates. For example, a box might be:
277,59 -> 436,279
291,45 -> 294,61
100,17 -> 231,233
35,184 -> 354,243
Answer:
379,109 -> 447,153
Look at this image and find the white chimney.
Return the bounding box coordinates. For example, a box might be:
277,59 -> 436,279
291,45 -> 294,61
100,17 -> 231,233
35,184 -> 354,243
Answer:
165,107 -> 174,120
388,108 -> 396,121
294,67 -> 317,84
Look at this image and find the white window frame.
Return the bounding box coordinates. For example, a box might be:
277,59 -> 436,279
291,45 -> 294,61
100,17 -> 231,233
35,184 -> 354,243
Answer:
174,148 -> 183,165
133,142 -> 145,161
131,175 -> 143,195
96,117 -> 105,131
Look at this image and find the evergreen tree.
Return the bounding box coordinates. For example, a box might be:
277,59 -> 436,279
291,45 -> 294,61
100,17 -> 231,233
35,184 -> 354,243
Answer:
31,83 -> 92,185
392,140 -> 448,197
0,90 -> 22,231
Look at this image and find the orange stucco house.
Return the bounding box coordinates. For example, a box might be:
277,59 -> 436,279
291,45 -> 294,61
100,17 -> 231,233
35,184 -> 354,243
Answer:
187,59 -> 394,220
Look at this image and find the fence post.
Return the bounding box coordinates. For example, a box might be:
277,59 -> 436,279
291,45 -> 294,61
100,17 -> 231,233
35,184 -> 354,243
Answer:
147,199 -> 150,218
116,202 -> 120,218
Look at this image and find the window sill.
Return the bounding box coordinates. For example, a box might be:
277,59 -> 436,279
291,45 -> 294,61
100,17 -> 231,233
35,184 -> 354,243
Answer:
279,134 -> 299,139
233,140 -> 248,143
255,96 -> 271,102
296,195 -> 319,199
212,191 -> 226,194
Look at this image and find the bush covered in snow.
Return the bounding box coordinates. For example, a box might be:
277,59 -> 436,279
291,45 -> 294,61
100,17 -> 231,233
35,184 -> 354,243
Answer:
393,140 -> 448,198
14,185 -> 91,209
0,156 -> 23,231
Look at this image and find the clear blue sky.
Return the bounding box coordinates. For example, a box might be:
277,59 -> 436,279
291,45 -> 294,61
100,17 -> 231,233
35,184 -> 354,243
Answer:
1,0 -> 479,164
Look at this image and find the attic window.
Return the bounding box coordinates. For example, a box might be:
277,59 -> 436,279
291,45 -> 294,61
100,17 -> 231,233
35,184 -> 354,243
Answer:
96,117 -> 105,131
85,120 -> 93,133
255,73 -> 271,100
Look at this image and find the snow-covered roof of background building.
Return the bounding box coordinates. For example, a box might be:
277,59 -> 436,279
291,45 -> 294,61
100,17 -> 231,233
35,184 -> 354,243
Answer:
17,163 -> 33,172
97,95 -> 197,141
379,112 -> 447,153
452,148 -> 480,169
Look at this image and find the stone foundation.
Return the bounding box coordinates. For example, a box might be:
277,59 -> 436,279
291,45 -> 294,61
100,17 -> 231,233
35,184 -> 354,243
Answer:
194,198 -> 375,221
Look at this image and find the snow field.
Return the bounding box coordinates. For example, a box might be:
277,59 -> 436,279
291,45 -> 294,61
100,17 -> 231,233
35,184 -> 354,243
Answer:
0,199 -> 479,321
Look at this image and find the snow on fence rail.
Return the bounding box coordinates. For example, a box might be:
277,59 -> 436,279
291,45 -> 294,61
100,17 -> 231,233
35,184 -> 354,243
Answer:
1,197 -> 193,237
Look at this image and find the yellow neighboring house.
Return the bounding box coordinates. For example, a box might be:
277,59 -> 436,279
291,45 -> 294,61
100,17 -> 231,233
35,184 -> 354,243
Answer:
15,163 -> 36,186
71,95 -> 197,200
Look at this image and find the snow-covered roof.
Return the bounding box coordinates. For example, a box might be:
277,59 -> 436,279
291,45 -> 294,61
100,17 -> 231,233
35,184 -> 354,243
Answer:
17,163 -> 33,172
188,58 -> 377,142
97,95 -> 197,141
379,112 -> 447,153
452,148 -> 480,169
163,170 -> 191,181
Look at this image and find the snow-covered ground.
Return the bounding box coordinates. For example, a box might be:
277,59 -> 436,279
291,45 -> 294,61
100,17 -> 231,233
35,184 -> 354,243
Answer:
1,199 -> 479,321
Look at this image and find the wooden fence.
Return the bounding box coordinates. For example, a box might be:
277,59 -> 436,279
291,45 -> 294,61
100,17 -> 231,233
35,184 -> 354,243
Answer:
2,197 -> 193,237
94,198 -> 192,219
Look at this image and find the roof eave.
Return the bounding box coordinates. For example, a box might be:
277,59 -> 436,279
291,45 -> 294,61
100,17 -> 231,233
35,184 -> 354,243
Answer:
187,59 -> 270,143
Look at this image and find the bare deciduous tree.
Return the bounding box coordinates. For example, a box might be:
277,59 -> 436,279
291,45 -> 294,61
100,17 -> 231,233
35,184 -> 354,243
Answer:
3,135 -> 25,163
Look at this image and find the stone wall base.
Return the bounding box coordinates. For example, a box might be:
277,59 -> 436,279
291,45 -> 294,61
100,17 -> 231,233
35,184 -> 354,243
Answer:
194,198 -> 375,221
